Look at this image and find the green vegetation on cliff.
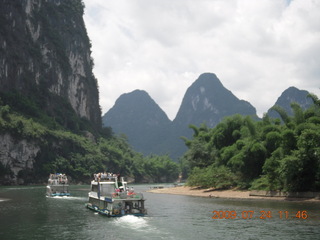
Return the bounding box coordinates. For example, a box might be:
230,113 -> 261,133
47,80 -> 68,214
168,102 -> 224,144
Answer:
0,94 -> 179,184
181,94 -> 320,192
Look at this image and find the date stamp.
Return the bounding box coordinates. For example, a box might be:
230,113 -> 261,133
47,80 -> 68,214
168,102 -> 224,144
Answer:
211,210 -> 309,220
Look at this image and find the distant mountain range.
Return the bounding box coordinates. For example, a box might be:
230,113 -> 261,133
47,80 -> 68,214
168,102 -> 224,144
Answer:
102,73 -> 313,160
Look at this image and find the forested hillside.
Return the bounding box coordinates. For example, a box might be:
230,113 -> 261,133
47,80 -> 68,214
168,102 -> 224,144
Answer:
182,94 -> 320,192
0,98 -> 179,184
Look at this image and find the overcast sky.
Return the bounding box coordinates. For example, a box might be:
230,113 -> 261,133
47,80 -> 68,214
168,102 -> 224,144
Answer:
83,0 -> 320,120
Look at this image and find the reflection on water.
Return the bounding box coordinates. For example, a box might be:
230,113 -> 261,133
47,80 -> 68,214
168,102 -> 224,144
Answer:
0,184 -> 319,240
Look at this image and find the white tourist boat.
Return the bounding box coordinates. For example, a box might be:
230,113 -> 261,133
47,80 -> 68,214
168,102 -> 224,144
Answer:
46,173 -> 71,197
85,173 -> 147,217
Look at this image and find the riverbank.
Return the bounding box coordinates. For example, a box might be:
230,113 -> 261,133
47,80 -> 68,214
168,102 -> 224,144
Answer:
148,186 -> 320,202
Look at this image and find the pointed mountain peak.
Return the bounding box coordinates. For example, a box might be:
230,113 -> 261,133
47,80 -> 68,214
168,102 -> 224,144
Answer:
173,73 -> 256,127
196,72 -> 219,82
102,89 -> 171,155
114,89 -> 151,105
267,87 -> 313,118
124,89 -> 149,97
191,72 -> 224,90
281,86 -> 309,98
104,89 -> 170,125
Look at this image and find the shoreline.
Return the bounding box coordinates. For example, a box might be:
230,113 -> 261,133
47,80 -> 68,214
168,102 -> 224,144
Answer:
147,186 -> 320,202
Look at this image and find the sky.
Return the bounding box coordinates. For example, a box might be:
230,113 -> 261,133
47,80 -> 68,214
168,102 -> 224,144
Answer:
83,0 -> 320,120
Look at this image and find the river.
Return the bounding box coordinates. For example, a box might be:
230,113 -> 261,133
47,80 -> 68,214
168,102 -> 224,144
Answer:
0,184 -> 319,240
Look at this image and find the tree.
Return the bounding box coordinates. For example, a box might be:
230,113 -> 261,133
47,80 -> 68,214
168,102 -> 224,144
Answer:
271,105 -> 290,125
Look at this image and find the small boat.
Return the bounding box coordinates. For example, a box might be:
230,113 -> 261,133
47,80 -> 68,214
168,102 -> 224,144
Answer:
85,173 -> 147,217
46,173 -> 71,197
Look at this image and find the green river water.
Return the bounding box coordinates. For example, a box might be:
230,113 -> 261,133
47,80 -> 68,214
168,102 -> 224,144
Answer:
0,184 -> 319,240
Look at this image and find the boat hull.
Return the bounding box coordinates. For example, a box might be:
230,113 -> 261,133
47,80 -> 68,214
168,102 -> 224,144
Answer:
85,203 -> 145,217
46,185 -> 71,197
86,195 -> 147,217
47,192 -> 71,197
85,175 -> 147,217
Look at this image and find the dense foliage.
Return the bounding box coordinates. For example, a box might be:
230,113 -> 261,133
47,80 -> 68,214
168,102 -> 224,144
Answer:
181,94 -> 320,192
0,94 -> 179,184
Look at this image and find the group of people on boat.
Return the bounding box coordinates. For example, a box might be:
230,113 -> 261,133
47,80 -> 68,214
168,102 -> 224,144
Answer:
94,172 -> 119,181
114,186 -> 135,196
48,173 -> 68,185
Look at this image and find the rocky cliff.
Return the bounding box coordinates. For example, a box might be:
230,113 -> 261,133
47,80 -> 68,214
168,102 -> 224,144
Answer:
173,73 -> 257,128
0,134 -> 40,184
0,0 -> 101,126
0,0 -> 101,184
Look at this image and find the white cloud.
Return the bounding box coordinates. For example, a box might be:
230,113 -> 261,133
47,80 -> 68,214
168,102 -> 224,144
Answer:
83,0 -> 320,120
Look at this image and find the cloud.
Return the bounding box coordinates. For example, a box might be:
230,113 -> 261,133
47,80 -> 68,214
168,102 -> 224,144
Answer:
83,0 -> 320,120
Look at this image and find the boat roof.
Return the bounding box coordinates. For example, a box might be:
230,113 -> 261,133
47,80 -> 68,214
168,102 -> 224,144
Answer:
91,173 -> 128,186
91,179 -> 127,184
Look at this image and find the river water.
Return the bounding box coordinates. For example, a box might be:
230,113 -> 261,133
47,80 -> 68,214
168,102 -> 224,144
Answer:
0,184 -> 319,240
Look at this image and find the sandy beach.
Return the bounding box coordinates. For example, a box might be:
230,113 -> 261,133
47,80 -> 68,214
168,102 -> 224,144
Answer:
148,186 -> 320,202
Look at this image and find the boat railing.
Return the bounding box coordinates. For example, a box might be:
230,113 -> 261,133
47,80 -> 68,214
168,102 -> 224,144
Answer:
94,173 -> 118,182
48,173 -> 68,185
94,178 -> 116,183
104,192 -> 144,200
48,181 -> 69,186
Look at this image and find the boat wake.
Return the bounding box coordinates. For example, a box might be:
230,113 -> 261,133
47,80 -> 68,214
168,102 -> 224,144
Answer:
115,215 -> 149,230
6,187 -> 41,190
48,196 -> 86,201
113,215 -> 169,238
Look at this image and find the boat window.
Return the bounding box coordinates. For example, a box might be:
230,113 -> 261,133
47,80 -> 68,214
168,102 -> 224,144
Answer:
100,184 -> 114,195
92,185 -> 98,192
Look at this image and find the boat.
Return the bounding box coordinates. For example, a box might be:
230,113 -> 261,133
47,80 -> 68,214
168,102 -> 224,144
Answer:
85,173 -> 147,217
46,173 -> 71,197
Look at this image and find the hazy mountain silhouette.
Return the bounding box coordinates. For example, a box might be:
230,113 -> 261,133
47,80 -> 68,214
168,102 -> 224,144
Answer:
103,73 -> 259,159
103,74 -> 313,160
103,90 -> 172,155
267,86 -> 313,119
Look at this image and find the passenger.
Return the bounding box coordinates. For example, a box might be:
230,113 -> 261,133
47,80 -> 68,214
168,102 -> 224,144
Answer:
128,187 -> 135,195
62,175 -> 67,184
